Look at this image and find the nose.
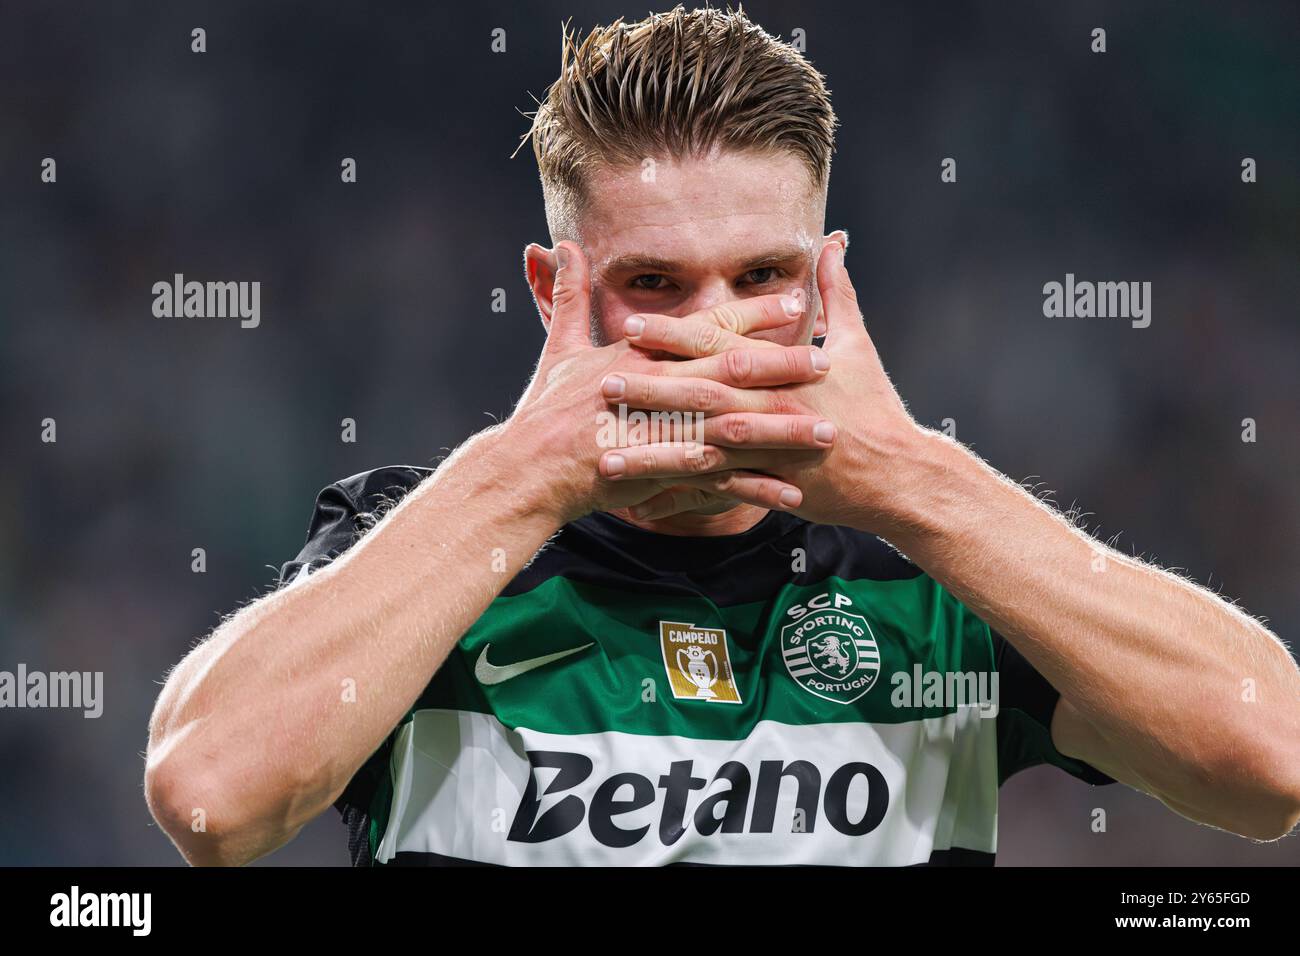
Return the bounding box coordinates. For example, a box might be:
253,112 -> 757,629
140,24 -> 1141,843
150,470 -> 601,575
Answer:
676,278 -> 735,318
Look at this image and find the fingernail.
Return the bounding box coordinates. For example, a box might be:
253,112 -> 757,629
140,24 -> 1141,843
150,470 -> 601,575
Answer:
601,375 -> 626,399
813,421 -> 836,444
556,245 -> 570,270
623,315 -> 645,336
810,347 -> 830,371
780,291 -> 805,317
605,454 -> 625,478
778,488 -> 801,509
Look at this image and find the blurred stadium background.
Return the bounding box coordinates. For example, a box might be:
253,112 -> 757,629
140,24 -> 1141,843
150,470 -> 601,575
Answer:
0,1 -> 1296,865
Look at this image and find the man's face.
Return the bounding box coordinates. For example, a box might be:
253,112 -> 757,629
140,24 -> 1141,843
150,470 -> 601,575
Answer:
567,149 -> 830,346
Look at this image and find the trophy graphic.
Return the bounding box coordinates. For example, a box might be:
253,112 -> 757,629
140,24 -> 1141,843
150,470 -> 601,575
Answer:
677,644 -> 719,699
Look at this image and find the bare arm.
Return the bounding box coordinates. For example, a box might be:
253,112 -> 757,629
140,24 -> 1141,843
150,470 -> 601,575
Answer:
584,238 -> 1300,841
892,433 -> 1300,840
145,425 -> 566,865
709,240 -> 1300,841
144,241 -> 831,865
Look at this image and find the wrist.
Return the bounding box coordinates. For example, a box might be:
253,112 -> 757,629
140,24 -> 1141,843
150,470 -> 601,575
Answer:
492,413 -> 586,527
860,424 -> 976,549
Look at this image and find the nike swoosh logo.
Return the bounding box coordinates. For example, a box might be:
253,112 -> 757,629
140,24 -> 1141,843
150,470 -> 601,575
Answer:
474,642 -> 594,686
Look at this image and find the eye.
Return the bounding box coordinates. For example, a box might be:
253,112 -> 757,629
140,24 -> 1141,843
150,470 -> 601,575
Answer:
630,274 -> 672,291
740,267 -> 780,286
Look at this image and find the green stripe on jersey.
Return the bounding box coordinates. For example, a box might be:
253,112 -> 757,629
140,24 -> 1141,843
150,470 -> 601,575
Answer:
413,573 -> 996,737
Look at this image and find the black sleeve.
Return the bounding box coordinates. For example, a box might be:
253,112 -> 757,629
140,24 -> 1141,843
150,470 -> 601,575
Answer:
275,465 -> 432,819
277,465 -> 431,587
993,630 -> 1115,787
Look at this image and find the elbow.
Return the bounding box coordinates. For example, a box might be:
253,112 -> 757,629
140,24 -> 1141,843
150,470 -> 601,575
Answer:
1220,801 -> 1299,843
1270,805 -> 1300,842
1229,800 -> 1300,843
1211,741 -> 1300,842
144,746 -> 298,867
1152,726 -> 1300,841
144,751 -> 244,866
1243,767 -> 1300,842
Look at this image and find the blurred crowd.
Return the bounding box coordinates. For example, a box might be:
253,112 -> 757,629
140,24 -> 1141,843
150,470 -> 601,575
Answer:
1,1 -> 1296,864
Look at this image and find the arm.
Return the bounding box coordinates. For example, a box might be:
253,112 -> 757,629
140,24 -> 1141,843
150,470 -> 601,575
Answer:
145,241 -> 829,865
618,238 -> 1300,840
145,425 -> 567,866
891,430 -> 1300,840
805,240 -> 1300,839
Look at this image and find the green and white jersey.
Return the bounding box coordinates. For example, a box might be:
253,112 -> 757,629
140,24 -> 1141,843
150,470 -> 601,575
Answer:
280,466 -> 1110,867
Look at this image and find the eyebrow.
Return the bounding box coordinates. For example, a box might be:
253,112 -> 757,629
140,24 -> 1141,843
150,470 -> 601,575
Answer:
602,246 -> 808,276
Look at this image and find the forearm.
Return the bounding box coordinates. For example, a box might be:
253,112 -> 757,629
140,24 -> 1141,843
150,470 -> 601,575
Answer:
882,430 -> 1300,829
146,422 -> 562,864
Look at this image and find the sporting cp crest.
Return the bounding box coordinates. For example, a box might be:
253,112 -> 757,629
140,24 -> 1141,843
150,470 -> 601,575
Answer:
781,607 -> 880,705
658,621 -> 742,704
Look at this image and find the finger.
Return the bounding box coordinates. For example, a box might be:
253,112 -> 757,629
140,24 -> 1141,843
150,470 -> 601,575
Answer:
815,242 -> 868,349
700,413 -> 836,449
688,290 -> 807,336
624,314 -> 784,358
601,372 -> 772,415
594,401 -> 835,448
631,471 -> 803,518
621,290 -> 805,358
625,486 -> 728,521
657,345 -> 830,388
545,241 -> 594,356
599,443 -> 806,481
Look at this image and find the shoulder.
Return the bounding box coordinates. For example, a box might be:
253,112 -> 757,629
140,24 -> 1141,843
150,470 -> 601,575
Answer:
320,465 -> 433,513
279,465 -> 433,584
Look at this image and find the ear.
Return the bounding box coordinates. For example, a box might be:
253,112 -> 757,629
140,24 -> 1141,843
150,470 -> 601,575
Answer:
524,243 -> 559,333
812,231 -> 849,338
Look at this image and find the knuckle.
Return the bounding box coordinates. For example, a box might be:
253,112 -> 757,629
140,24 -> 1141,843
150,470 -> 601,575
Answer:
782,348 -> 805,379
838,278 -> 861,308
709,305 -> 743,333
711,471 -> 739,495
723,415 -> 753,445
767,392 -> 797,416
723,348 -> 753,384
690,446 -> 721,473
551,280 -> 578,311
692,323 -> 724,355
689,381 -> 723,411
634,376 -> 658,407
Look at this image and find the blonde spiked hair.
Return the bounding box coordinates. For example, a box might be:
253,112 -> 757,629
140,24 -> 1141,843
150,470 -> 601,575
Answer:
522,5 -> 837,237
